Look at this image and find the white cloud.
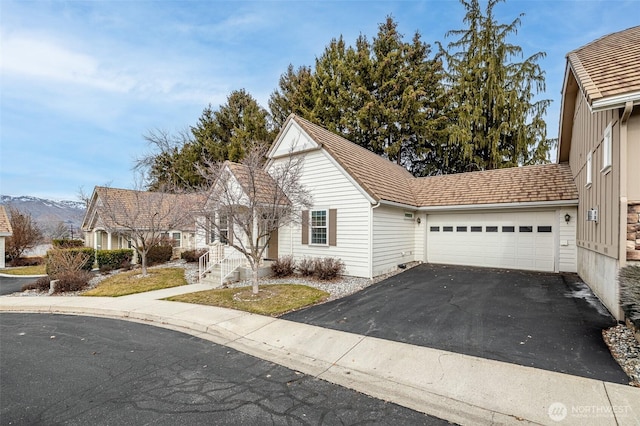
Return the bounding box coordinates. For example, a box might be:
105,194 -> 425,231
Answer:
0,32 -> 136,93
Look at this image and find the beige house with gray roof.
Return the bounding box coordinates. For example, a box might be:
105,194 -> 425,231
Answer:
0,206 -> 13,269
558,25 -> 640,319
266,115 -> 578,279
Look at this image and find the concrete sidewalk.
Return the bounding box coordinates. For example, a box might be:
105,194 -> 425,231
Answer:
1,288 -> 639,425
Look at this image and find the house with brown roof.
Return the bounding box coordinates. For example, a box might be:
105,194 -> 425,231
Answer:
0,205 -> 13,269
82,186 -> 204,259
264,114 -> 578,279
557,25 -> 640,319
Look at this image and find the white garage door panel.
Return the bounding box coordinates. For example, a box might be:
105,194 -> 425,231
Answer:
427,212 -> 555,272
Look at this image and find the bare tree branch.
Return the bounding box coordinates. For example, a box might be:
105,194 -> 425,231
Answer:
199,144 -> 312,293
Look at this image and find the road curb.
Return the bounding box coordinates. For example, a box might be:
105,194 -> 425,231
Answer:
1,299 -> 639,425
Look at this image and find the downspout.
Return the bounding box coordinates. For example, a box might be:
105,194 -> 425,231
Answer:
619,101 -> 633,269
369,201 -> 381,279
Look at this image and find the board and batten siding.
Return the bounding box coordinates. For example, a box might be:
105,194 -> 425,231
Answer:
270,149 -> 372,278
371,205 -> 418,276
569,90 -> 620,259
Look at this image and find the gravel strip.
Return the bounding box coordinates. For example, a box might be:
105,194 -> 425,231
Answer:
603,324 -> 640,387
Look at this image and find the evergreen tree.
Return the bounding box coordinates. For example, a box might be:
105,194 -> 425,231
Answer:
192,89 -> 273,163
269,64 -> 314,128
441,0 -> 552,170
143,89 -> 273,190
268,16 -> 447,175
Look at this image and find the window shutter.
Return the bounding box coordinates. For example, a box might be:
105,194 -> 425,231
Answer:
301,210 -> 309,245
329,209 -> 337,246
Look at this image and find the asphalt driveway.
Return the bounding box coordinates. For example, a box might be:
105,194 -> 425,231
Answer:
283,263 -> 629,384
0,274 -> 39,295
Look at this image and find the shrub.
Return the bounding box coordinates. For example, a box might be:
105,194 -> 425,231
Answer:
53,270 -> 94,293
620,265 -> 640,327
313,257 -> 345,281
10,256 -> 45,267
52,239 -> 85,249
181,249 -> 207,263
46,248 -> 94,278
96,249 -> 134,272
271,255 -> 295,278
146,245 -> 173,265
21,276 -> 51,292
297,257 -> 315,277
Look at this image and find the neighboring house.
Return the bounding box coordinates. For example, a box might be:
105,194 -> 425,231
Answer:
0,206 -> 13,269
81,186 -> 203,258
557,25 -> 640,320
265,114 -> 579,280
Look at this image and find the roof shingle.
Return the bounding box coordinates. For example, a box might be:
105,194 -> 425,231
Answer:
289,115 -> 577,208
411,163 -> 578,207
92,187 -> 205,231
567,25 -> 640,105
0,205 -> 12,235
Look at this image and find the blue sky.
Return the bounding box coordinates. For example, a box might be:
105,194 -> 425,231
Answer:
1,0 -> 638,201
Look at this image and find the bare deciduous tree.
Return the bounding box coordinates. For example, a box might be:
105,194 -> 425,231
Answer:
200,145 -> 312,294
92,186 -> 202,275
5,207 -> 44,265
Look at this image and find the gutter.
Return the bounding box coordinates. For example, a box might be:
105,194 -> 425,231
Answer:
417,199 -> 579,212
591,91 -> 640,112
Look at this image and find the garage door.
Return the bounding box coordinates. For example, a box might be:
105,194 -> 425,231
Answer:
426,211 -> 555,272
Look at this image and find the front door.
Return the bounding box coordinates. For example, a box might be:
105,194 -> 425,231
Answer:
267,229 -> 278,260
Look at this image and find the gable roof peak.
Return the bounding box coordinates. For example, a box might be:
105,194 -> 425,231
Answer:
567,25 -> 640,109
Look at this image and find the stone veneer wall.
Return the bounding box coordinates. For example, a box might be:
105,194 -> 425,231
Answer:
628,203 -> 640,261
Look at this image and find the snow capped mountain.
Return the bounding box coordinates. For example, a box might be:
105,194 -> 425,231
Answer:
1,195 -> 86,238
1,195 -> 85,211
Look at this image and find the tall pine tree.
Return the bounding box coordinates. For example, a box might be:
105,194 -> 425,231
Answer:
441,0 -> 552,170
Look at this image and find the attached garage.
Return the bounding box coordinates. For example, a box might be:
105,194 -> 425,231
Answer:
426,211 -> 558,271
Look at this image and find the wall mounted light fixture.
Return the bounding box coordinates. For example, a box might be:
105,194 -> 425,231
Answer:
416,217 -> 421,224
564,213 -> 571,224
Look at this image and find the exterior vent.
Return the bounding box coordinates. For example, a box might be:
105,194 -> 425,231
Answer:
587,208 -> 598,222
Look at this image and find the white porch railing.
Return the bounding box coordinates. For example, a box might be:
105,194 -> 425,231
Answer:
198,243 -> 246,286
198,242 -> 224,282
220,251 -> 246,286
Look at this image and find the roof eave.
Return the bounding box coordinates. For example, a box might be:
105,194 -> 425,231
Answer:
591,91 -> 640,112
378,199 -> 418,210
417,199 -> 579,212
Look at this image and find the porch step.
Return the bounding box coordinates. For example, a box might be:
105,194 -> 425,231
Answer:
200,265 -> 239,288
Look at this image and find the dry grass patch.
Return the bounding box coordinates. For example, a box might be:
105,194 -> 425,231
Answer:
0,265 -> 46,276
82,268 -> 186,297
166,284 -> 329,316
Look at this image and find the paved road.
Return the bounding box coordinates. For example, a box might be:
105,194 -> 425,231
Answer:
0,313 -> 451,425
0,275 -> 39,295
283,264 -> 628,384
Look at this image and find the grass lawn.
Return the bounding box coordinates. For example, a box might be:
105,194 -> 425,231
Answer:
0,265 -> 47,275
82,268 -> 186,297
166,284 -> 329,316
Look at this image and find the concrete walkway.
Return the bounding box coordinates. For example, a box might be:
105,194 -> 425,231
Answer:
1,287 -> 639,425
